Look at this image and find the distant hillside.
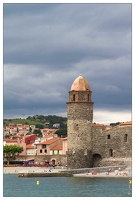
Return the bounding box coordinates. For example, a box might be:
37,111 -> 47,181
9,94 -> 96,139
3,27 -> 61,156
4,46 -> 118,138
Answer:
3,115 -> 67,128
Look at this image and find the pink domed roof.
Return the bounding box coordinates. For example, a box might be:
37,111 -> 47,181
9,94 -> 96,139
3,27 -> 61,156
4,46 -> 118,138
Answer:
71,75 -> 90,91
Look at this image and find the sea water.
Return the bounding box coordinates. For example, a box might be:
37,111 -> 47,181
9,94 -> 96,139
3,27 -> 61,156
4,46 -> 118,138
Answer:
3,174 -> 132,197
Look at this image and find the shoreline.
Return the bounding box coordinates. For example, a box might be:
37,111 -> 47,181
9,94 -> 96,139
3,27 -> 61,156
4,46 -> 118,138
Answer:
73,172 -> 131,178
3,166 -> 132,178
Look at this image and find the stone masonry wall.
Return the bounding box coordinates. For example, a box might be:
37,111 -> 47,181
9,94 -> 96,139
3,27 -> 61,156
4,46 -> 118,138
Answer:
92,125 -> 132,166
68,90 -> 92,102
67,102 -> 93,121
16,154 -> 67,166
67,102 -> 93,168
60,165 -> 127,175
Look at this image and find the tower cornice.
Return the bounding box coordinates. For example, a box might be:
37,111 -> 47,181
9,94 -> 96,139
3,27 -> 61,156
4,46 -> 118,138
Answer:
66,101 -> 94,104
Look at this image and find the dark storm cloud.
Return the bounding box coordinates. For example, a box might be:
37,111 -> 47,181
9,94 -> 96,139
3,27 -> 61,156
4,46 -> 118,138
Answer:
3,3 -> 132,123
4,3 -> 131,66
3,3 -> 58,16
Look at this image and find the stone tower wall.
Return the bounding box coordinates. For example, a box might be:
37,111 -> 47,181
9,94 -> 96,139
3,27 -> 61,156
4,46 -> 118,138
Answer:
92,126 -> 106,157
67,102 -> 93,121
67,102 -> 93,168
68,90 -> 92,102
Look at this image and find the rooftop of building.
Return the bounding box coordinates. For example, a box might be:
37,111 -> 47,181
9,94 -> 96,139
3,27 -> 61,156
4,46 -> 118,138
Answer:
26,144 -> 34,149
50,145 -> 62,150
120,121 -> 132,125
92,123 -> 105,127
70,75 -> 90,91
38,137 -> 61,145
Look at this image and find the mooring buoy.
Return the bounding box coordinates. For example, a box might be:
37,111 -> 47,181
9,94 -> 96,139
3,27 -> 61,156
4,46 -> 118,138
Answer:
36,181 -> 40,185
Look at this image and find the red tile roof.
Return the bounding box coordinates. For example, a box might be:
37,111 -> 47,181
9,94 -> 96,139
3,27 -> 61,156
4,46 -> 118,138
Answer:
26,144 -> 34,149
38,137 -> 61,145
50,145 -> 62,150
120,121 -> 132,125
4,139 -> 18,143
92,124 -> 105,127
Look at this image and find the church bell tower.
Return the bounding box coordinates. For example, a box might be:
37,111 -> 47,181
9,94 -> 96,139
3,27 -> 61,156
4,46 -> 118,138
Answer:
66,75 -> 94,169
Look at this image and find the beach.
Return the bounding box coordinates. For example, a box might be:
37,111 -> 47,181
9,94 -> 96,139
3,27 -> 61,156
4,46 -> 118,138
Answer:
3,166 -> 131,178
73,170 -> 131,178
3,166 -> 65,174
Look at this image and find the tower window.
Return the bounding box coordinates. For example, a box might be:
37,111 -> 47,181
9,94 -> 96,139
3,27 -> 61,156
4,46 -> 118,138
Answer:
73,94 -> 75,101
124,134 -> 128,142
73,149 -> 75,154
109,149 -> 113,157
107,135 -> 110,139
88,94 -> 89,101
84,148 -> 87,156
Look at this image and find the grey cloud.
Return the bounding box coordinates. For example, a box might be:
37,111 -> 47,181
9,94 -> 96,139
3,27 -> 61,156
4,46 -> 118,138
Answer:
3,3 -> 132,122
3,3 -> 58,16
4,4 -> 131,66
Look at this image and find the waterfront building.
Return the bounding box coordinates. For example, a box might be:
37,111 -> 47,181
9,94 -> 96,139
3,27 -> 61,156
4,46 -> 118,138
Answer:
66,75 -> 132,169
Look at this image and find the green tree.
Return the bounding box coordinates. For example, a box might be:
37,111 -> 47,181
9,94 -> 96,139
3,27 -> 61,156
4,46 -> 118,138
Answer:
33,129 -> 42,138
3,145 -> 23,164
26,132 -> 31,135
35,124 -> 44,129
110,122 -> 120,127
4,135 -> 10,138
55,128 -> 67,137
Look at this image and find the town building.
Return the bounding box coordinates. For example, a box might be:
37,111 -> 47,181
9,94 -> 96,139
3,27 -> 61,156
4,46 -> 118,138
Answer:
53,123 -> 60,128
36,137 -> 62,155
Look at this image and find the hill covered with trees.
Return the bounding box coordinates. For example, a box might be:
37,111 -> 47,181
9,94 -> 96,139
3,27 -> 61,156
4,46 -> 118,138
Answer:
3,115 -> 67,129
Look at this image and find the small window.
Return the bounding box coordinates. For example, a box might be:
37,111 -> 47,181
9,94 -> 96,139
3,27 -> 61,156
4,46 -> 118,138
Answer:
109,149 -> 113,157
58,150 -> 59,154
42,144 -> 46,148
107,135 -> 110,139
73,94 -> 75,101
40,149 -> 42,153
88,94 -> 89,101
44,149 -> 47,153
124,134 -> 128,142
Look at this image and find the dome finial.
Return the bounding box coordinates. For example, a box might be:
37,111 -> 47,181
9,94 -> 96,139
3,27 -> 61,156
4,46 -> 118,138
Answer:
70,75 -> 90,91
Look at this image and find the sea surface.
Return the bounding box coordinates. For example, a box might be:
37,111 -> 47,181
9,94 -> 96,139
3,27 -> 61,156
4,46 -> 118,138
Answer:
3,174 -> 132,197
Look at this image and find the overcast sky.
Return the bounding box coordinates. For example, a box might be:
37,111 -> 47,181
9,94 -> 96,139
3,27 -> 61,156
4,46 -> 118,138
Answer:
3,3 -> 132,124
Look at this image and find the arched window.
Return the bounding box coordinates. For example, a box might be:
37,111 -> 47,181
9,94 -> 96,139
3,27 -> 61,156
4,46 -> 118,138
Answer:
124,134 -> 128,142
88,94 -> 89,101
73,94 -> 75,101
40,149 -> 42,153
44,149 -> 47,153
109,149 -> 113,157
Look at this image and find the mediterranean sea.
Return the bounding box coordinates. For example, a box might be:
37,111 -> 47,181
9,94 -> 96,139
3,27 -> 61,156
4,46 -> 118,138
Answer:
3,174 -> 132,197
